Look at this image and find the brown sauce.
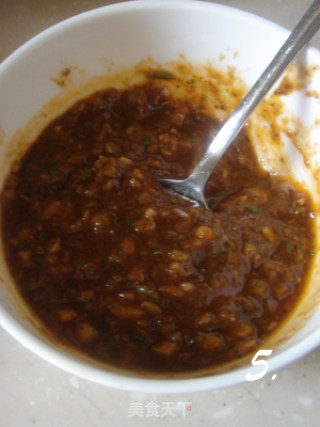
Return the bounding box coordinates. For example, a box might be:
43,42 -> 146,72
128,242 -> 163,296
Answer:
0,75 -> 315,373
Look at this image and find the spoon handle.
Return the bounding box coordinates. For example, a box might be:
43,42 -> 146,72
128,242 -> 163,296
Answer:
191,0 -> 320,184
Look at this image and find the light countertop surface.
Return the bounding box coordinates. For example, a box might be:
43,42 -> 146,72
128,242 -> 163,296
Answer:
1,1 -> 320,426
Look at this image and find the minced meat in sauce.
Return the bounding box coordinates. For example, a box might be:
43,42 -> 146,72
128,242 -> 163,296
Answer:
1,79 -> 315,373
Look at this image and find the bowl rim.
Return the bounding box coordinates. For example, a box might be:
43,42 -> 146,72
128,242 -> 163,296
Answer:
1,0 -> 320,393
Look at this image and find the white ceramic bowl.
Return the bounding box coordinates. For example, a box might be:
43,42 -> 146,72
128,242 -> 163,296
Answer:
1,0 -> 320,393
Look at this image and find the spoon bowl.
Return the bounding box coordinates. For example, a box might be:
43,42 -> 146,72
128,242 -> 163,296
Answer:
161,175 -> 209,208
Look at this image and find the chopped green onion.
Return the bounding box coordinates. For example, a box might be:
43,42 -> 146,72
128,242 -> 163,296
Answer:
82,170 -> 91,179
48,159 -> 60,169
151,121 -> 166,129
39,233 -> 48,241
144,135 -> 152,145
150,71 -> 173,79
245,204 -> 262,213
109,347 -> 121,360
85,201 -> 97,208
284,239 -> 293,254
242,307 -> 256,317
129,334 -> 148,344
172,236 -> 180,247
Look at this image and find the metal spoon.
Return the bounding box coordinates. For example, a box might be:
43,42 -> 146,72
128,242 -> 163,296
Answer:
161,0 -> 320,208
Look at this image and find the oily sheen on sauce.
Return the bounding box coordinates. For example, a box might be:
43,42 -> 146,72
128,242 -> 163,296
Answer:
0,72 -> 315,373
